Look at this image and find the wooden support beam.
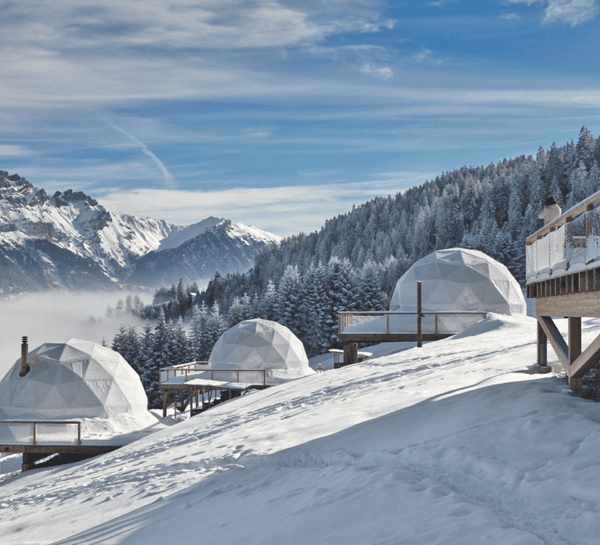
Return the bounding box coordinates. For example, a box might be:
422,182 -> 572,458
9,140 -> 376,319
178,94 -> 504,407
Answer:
417,281 -> 423,348
537,321 -> 547,367
538,316 -> 568,369
162,390 -> 167,418
535,290 -> 600,317
342,342 -> 358,367
568,317 -> 582,364
569,331 -> 600,381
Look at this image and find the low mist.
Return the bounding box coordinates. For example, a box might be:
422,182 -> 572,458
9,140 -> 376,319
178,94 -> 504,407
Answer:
0,291 -> 152,378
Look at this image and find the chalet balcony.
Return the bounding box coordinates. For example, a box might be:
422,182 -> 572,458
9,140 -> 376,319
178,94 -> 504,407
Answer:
526,192 -> 600,298
527,191 -> 600,390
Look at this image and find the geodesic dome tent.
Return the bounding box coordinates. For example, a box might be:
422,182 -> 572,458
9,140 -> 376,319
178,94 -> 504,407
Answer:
389,248 -> 526,316
0,339 -> 148,419
209,319 -> 314,384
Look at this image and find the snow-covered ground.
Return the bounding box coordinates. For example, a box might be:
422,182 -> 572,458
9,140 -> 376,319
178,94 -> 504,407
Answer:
1,314 -> 600,544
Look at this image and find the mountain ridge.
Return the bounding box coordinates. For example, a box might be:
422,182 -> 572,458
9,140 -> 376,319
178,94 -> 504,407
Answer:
0,171 -> 280,293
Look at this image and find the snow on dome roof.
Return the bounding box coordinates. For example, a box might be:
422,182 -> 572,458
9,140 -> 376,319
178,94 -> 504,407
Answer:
0,339 -> 148,419
209,319 -> 314,384
389,248 -> 526,316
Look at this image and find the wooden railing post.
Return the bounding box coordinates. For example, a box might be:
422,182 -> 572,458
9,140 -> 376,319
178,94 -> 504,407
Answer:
32,423 -> 36,446
417,282 -> 423,348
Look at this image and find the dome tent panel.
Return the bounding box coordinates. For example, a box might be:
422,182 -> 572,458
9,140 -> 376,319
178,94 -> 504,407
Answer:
0,339 -> 147,419
389,248 -> 526,316
209,319 -> 314,384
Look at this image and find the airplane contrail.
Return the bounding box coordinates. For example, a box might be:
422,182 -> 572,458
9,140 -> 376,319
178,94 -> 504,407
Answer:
110,123 -> 176,189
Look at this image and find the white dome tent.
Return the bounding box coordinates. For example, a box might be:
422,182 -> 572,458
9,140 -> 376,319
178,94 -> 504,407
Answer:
389,248 -> 526,316
209,319 -> 315,384
0,339 -> 148,419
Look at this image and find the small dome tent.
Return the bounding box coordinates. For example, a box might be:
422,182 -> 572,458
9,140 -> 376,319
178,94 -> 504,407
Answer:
0,339 -> 148,419
209,319 -> 314,384
389,248 -> 526,316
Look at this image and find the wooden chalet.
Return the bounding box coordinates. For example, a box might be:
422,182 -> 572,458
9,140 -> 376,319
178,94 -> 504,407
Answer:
526,190 -> 600,390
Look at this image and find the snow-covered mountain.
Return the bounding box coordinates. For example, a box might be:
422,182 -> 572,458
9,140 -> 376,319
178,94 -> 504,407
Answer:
128,217 -> 281,288
0,171 -> 280,292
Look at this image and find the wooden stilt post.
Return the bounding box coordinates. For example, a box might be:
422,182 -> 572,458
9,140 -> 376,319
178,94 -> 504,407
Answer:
537,320 -> 547,367
342,342 -> 358,367
162,390 -> 167,418
417,281 -> 423,348
568,317 -> 582,390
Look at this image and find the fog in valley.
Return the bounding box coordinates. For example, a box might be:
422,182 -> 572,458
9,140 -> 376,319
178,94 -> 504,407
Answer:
0,291 -> 151,378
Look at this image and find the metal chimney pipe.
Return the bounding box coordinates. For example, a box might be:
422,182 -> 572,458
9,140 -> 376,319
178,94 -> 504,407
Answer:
20,336 -> 29,377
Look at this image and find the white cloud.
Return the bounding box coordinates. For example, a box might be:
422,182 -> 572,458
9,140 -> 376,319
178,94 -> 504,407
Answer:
500,12 -> 521,22
358,62 -> 394,80
96,175 -> 435,236
506,0 -> 598,25
414,49 -> 433,64
0,145 -> 35,158
542,0 -> 598,25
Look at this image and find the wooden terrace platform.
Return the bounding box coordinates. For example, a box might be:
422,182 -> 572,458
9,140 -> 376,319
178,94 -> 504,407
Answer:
526,190 -> 600,390
337,309 -> 486,367
0,420 -> 121,472
159,364 -> 269,417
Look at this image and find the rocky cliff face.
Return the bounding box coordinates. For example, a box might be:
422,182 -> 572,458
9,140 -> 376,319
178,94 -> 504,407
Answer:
0,171 -> 280,293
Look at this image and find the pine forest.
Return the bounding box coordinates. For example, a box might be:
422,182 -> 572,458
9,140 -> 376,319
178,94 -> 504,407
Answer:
112,127 -> 600,406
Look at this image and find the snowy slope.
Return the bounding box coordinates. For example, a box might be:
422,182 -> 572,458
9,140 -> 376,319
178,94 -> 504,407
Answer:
1,314 -> 600,544
0,172 -> 280,292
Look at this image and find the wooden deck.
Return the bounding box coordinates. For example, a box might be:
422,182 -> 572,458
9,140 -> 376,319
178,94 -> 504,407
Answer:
159,366 -> 269,417
0,420 -> 121,471
337,308 -> 486,367
526,191 -> 600,390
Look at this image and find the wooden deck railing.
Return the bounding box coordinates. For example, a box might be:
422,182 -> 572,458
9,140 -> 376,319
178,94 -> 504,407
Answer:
159,361 -> 209,384
204,369 -> 267,386
338,311 -> 487,336
0,420 -> 81,446
160,365 -> 267,386
526,190 -> 600,283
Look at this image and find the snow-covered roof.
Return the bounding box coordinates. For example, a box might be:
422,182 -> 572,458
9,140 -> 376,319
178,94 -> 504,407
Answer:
209,319 -> 314,384
389,248 -> 526,316
0,339 -> 148,419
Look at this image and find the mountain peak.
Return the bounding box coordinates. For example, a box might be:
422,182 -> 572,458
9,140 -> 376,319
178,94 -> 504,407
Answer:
51,189 -> 98,208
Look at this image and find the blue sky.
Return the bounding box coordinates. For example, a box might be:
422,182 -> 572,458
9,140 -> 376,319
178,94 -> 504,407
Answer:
1,0 -> 600,236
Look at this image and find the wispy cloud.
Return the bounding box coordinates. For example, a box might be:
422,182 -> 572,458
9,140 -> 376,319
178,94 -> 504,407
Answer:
0,145 -> 36,158
358,62 -> 394,79
500,12 -> 521,22
507,0 -> 599,25
542,0 -> 599,25
110,124 -> 176,189
96,175 -> 435,236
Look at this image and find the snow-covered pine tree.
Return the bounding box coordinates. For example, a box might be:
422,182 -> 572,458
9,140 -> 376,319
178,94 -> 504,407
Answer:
576,126 -> 597,171
259,279 -> 278,321
567,161 -> 588,209
276,265 -> 303,338
359,261 -> 386,311
189,302 -> 208,361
